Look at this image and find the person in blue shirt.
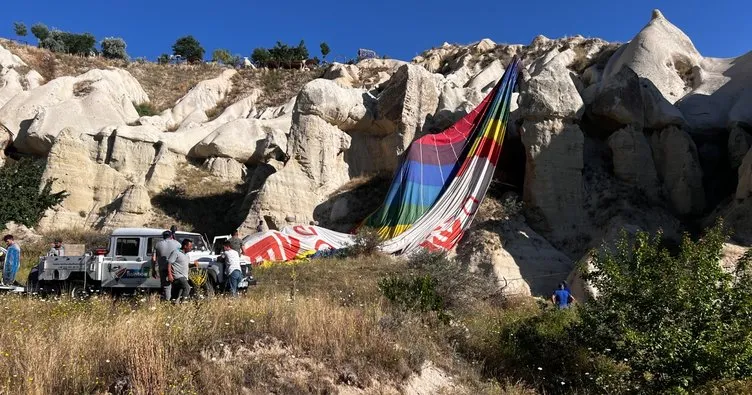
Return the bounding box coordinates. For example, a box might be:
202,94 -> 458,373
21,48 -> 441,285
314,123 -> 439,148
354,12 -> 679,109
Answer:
551,282 -> 575,309
2,234 -> 21,285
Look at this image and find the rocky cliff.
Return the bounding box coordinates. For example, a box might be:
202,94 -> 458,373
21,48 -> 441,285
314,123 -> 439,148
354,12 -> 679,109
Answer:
1,9 -> 750,296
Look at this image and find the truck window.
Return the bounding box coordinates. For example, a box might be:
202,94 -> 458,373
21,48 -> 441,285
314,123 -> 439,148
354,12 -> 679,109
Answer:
115,238 -> 140,259
174,233 -> 207,252
146,237 -> 162,255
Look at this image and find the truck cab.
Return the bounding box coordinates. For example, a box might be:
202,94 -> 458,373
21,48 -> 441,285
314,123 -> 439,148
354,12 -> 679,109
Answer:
32,228 -> 254,296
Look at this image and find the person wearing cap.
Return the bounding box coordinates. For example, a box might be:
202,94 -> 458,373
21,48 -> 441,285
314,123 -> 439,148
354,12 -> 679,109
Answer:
152,230 -> 181,300
47,238 -> 65,256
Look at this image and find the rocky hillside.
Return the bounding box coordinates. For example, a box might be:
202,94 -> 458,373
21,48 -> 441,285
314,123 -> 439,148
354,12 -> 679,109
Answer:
1,9 -> 750,296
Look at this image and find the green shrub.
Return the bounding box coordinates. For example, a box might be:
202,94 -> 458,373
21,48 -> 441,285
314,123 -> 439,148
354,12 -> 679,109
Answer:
347,226 -> 382,256
252,40 -> 309,68
378,274 -> 446,321
40,30 -> 96,56
407,249 -> 497,310
211,48 -> 232,65
157,53 -> 170,65
133,102 -> 158,117
0,158 -> 68,227
100,37 -> 128,60
578,222 -> 752,392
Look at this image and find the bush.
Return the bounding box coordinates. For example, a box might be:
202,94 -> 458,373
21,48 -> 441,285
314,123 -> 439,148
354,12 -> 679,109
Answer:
252,40 -> 309,68
30,23 -> 49,43
378,274 -> 446,319
40,30 -> 96,56
157,53 -> 170,65
100,37 -> 128,60
407,249 -> 497,310
347,227 -> 382,256
0,158 -> 68,227
40,35 -> 65,53
133,102 -> 158,117
578,222 -> 752,392
13,22 -> 27,37
211,48 -> 232,65
172,35 -> 204,63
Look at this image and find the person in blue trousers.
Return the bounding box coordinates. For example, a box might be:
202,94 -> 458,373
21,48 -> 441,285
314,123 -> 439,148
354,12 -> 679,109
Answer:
2,235 -> 21,285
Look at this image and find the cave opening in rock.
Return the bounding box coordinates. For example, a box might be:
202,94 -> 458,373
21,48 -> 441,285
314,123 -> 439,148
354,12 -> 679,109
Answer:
489,130 -> 526,199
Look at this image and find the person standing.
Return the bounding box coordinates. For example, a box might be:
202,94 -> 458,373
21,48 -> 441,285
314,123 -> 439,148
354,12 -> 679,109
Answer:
2,235 -> 21,285
228,230 -> 243,255
551,282 -> 576,309
47,238 -> 65,256
221,241 -> 243,296
152,230 -> 181,300
167,239 -> 193,303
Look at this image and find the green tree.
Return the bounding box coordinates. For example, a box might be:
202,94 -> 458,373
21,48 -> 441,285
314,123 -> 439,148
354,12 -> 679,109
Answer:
13,22 -> 27,37
579,223 -> 752,392
0,158 -> 68,227
251,47 -> 271,67
295,40 -> 309,61
40,33 -> 65,53
100,37 -> 128,59
40,30 -> 96,56
319,42 -> 330,60
30,23 -> 49,44
211,48 -> 232,65
157,53 -> 170,65
172,35 -> 204,63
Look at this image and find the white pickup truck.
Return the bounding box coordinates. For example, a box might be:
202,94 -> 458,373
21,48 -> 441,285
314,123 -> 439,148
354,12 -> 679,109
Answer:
26,228 -> 255,297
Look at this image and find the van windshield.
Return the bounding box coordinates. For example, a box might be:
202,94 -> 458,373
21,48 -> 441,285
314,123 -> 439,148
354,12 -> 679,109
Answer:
174,233 -> 207,252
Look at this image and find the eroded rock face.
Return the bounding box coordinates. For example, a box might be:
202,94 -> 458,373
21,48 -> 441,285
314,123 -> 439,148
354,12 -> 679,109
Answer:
650,126 -> 705,215
729,126 -> 752,168
140,69 -> 237,130
37,128 -> 185,230
677,52 -> 752,130
241,112 -> 352,231
375,64 -> 441,156
521,119 -> 585,237
457,217 -> 574,296
0,68 -> 148,155
607,126 -> 661,201
518,49 -> 583,120
603,9 -> 702,104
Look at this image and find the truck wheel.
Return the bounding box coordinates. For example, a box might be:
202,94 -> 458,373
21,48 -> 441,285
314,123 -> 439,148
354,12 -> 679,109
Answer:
67,282 -> 90,300
26,270 -> 40,294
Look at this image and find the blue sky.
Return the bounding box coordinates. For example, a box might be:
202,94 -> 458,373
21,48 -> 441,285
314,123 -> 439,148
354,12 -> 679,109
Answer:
1,0 -> 749,62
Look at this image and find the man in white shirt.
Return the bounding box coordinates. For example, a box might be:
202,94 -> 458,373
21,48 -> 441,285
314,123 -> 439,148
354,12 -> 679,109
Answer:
47,238 -> 65,256
221,241 -> 242,296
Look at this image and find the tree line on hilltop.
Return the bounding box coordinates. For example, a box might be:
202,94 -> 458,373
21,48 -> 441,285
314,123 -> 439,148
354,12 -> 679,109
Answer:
11,21 -> 332,68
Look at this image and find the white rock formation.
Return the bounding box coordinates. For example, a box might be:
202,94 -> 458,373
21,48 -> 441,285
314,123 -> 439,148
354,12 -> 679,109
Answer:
139,69 -> 237,130
458,217 -> 574,296
650,126 -> 705,215
607,126 -> 661,201
603,9 -> 702,104
518,48 -> 586,242
677,52 -> 752,130
0,68 -> 148,155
